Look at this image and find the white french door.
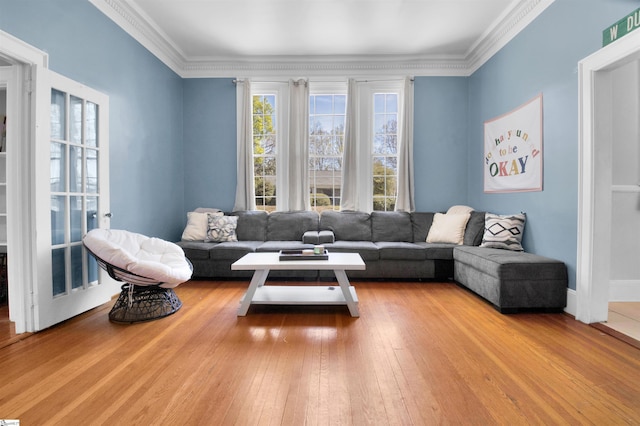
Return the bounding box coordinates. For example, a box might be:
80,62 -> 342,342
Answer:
33,70 -> 118,330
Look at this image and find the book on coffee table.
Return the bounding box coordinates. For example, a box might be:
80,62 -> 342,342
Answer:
278,249 -> 328,261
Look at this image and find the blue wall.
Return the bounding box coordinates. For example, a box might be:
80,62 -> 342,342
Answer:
0,0 -> 185,240
2,0 -> 637,290
183,79 -> 237,212
413,77 -> 469,211
467,0 -> 636,290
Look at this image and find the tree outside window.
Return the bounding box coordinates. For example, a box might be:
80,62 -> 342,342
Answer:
253,94 -> 277,211
309,94 -> 345,212
372,93 -> 398,211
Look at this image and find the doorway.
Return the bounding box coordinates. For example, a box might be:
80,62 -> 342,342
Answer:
577,30 -> 640,331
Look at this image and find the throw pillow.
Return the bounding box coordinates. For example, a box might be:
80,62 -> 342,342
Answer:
181,211 -> 223,241
480,213 -> 526,251
205,214 -> 238,242
447,205 -> 474,215
426,212 -> 471,245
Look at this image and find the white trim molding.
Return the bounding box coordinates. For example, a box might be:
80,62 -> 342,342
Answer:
577,29 -> 640,324
89,0 -> 555,78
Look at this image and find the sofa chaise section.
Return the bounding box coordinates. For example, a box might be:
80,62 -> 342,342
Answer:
453,246 -> 568,313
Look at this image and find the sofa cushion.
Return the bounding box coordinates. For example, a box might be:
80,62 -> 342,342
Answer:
231,210 -> 268,241
413,241 -> 456,260
323,241 -> 379,261
209,240 -> 263,260
410,212 -> 435,243
371,211 -> 413,242
375,241 -> 427,260
176,241 -> 216,260
464,211 -> 486,246
480,213 -> 526,251
267,211 -> 319,241
320,210 -> 372,241
453,246 -> 567,280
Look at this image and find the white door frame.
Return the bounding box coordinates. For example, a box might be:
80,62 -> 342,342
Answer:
0,30 -> 48,333
577,30 -> 640,324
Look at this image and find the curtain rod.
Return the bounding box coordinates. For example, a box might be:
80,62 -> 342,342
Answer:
233,77 -> 414,84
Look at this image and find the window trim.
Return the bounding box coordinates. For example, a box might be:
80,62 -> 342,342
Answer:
356,80 -> 404,211
251,82 -> 288,211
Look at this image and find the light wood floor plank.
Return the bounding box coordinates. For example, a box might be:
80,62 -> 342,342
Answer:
1,280 -> 639,425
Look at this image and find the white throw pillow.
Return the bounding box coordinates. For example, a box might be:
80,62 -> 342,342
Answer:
426,212 -> 471,245
447,205 -> 474,215
181,211 -> 223,241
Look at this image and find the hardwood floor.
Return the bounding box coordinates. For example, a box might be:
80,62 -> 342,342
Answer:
1,280 -> 639,425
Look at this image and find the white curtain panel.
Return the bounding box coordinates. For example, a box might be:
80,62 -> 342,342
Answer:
341,78 -> 359,211
287,79 -> 310,211
233,79 -> 256,211
395,76 -> 415,212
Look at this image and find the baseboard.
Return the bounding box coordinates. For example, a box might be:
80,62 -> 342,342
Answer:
564,288 -> 577,317
610,280 -> 640,301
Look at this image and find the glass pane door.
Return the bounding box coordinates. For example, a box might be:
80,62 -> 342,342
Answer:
50,89 -> 101,296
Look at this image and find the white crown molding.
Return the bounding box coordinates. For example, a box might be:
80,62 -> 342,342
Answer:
466,0 -> 555,75
89,0 -> 555,78
88,0 -> 186,75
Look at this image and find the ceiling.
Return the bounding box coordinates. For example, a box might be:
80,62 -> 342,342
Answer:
90,0 -> 553,77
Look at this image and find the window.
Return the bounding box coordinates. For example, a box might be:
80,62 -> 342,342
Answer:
309,93 -> 346,212
372,93 -> 398,211
244,79 -> 408,213
252,94 -> 277,211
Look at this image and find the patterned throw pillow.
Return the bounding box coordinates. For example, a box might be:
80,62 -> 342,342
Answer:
480,213 -> 526,251
205,214 -> 238,242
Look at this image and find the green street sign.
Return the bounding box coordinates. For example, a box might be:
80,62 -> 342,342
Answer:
603,8 -> 640,46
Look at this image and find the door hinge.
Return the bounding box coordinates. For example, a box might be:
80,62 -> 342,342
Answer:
23,78 -> 33,94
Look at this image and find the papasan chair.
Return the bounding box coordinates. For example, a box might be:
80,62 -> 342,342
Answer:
83,228 -> 193,324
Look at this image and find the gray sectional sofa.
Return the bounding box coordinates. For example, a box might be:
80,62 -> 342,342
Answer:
177,209 -> 568,312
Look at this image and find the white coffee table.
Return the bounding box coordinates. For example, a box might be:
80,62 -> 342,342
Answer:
231,252 -> 365,317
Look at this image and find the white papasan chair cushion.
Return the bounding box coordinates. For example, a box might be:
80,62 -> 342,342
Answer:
83,229 -> 192,288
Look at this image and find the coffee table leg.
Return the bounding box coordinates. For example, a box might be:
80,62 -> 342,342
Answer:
238,268 -> 270,316
334,269 -> 359,317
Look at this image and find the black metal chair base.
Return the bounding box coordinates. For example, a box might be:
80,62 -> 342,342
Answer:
109,284 -> 182,324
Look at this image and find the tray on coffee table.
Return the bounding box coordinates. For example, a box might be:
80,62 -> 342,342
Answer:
279,249 -> 328,261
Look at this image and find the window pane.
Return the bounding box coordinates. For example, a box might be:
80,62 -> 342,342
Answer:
253,93 -> 278,210
86,196 -> 99,232
71,245 -> 84,289
385,94 -> 398,113
309,93 -> 345,212
86,148 -> 98,193
52,248 -> 66,296
51,195 -> 66,245
50,142 -> 66,192
70,96 -> 83,144
87,246 -> 99,284
372,92 -> 399,211
86,101 -> 98,148
315,95 -> 333,114
51,89 -> 66,140
70,195 -> 83,243
69,145 -> 82,193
